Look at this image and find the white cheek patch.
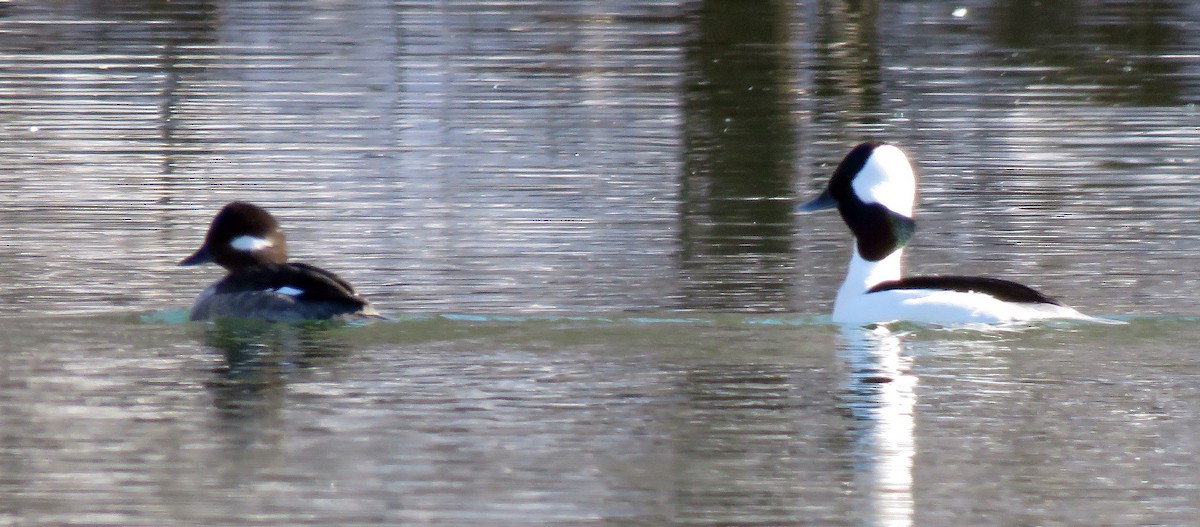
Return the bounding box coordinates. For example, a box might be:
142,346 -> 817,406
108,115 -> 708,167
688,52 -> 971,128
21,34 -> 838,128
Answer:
230,235 -> 274,252
274,286 -> 304,297
851,145 -> 916,218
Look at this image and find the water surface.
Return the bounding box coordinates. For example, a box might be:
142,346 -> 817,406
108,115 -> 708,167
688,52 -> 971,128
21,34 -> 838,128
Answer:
2,1 -> 1200,525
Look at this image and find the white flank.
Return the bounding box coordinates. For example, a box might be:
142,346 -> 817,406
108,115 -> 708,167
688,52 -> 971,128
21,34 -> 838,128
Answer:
230,235 -> 273,252
274,286 -> 304,297
850,145 -> 916,217
831,244 -> 1108,325
833,287 -> 1098,325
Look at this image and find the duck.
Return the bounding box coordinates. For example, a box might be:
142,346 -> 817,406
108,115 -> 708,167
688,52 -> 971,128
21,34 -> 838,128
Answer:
178,201 -> 382,322
798,141 -> 1107,325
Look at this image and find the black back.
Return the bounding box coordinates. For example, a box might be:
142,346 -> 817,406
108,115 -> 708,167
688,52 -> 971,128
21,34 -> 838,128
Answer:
867,275 -> 1063,306
211,262 -> 369,308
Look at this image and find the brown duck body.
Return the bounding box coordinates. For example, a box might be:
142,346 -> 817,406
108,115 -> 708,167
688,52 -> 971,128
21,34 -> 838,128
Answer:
180,202 -> 382,322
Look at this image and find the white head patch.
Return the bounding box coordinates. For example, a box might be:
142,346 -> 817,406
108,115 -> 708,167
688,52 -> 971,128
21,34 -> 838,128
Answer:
850,145 -> 916,218
274,286 -> 304,297
230,235 -> 273,252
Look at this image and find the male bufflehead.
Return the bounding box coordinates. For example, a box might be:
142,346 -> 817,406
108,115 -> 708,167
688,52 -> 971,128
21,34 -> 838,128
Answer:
179,201 -> 382,322
799,142 -> 1103,325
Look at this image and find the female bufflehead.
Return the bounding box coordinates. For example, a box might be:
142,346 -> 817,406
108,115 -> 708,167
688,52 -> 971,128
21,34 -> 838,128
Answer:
179,201 -> 382,322
799,142 -> 1102,325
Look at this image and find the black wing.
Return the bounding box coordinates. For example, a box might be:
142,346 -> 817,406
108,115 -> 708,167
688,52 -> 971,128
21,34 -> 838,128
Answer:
867,275 -> 1063,306
212,263 -> 369,306
287,262 -> 363,297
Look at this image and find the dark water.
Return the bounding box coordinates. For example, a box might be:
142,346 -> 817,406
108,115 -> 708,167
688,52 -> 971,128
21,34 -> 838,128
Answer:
2,1 -> 1200,525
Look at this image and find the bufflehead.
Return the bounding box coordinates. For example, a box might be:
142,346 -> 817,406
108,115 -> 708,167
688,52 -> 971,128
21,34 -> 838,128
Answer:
179,201 -> 382,322
799,142 -> 1104,326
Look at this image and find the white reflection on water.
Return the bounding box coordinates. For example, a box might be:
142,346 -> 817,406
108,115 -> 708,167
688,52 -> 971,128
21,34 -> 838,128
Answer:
838,326 -> 917,527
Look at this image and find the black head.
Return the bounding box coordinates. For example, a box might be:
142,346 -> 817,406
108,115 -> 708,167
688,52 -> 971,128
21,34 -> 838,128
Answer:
798,142 -> 918,261
179,201 -> 288,270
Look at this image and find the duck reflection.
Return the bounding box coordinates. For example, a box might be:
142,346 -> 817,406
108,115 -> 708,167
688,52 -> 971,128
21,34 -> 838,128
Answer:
838,325 -> 916,527
201,320 -> 353,441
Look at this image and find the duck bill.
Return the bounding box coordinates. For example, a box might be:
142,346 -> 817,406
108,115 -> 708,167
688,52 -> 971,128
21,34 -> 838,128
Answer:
179,244 -> 213,266
797,189 -> 836,212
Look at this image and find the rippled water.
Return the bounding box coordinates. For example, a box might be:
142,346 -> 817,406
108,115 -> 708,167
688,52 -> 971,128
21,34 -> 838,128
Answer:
3,1 -> 1200,525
